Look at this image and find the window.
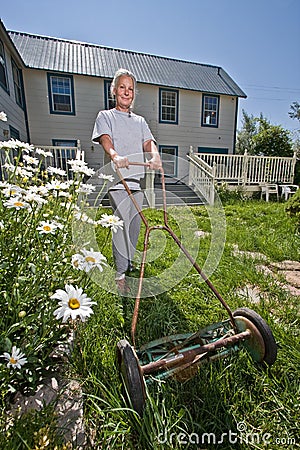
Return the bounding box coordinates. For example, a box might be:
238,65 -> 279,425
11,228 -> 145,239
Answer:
0,40 -> 9,92
104,79 -> 115,109
52,139 -> 77,148
159,88 -> 178,124
47,74 -> 75,114
9,126 -> 20,140
12,59 -> 24,108
202,95 -> 219,127
198,147 -> 228,154
159,145 -> 178,177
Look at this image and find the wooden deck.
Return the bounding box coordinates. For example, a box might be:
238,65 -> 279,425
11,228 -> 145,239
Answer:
188,147 -> 297,204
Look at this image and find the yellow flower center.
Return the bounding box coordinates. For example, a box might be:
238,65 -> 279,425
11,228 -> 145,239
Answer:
14,201 -> 24,207
68,298 -> 80,309
10,357 -> 17,364
85,256 -> 96,263
43,225 -> 51,232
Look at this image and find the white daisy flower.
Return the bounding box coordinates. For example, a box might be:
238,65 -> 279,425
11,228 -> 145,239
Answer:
72,248 -> 107,273
98,213 -> 124,233
0,181 -> 10,188
2,163 -> 15,172
76,183 -> 96,194
2,184 -> 25,197
0,111 -> 8,122
10,139 -> 34,153
3,197 -> 30,210
51,284 -> 96,322
45,180 -> 70,191
67,160 -> 95,176
37,186 -> 50,196
15,167 -> 35,178
23,154 -> 39,166
24,192 -> 48,206
71,253 -> 85,270
37,220 -> 60,234
73,211 -> 98,225
1,346 -> 27,369
35,148 -> 53,158
58,191 -> 70,198
98,173 -> 114,182
47,166 -> 67,177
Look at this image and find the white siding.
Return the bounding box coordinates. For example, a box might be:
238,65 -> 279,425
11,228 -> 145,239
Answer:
134,85 -> 236,180
0,34 -> 28,142
23,70 -> 237,178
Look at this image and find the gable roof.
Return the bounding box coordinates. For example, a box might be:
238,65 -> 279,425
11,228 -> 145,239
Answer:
8,30 -> 246,98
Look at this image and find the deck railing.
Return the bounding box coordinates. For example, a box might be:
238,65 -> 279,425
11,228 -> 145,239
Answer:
38,141 -> 83,180
188,147 -> 297,204
0,140 -> 83,181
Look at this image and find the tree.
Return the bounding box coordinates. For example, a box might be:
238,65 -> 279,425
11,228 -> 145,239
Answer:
288,102 -> 300,122
253,118 -> 293,157
236,110 -> 293,157
235,110 -> 257,155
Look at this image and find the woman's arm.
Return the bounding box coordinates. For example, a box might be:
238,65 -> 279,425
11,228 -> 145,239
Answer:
99,134 -> 129,168
143,139 -> 162,170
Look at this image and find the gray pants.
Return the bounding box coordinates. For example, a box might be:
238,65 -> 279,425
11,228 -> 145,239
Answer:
108,189 -> 144,278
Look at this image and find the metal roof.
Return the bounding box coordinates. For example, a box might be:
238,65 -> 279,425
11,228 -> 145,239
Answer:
8,31 -> 246,98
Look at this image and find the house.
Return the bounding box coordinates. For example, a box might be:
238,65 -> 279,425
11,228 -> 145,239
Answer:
0,20 -> 28,142
0,19 -> 247,182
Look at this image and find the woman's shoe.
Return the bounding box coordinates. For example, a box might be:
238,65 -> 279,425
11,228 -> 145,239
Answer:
116,277 -> 131,295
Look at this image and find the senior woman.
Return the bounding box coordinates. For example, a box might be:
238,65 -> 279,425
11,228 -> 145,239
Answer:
92,68 -> 161,294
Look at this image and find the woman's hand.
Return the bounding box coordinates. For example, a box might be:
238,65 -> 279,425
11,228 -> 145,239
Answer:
148,153 -> 162,170
112,155 -> 130,168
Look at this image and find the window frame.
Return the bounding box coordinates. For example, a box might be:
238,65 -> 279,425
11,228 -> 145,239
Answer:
9,125 -> 20,140
104,79 -> 115,110
47,73 -> 75,115
0,39 -> 9,92
11,58 -> 24,108
159,145 -> 178,177
159,88 -> 179,124
201,94 -> 220,127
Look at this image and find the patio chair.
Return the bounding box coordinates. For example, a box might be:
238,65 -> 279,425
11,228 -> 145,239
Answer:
260,184 -> 279,202
279,184 -> 299,201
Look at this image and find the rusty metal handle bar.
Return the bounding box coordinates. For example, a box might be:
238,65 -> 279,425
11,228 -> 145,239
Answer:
114,161 -> 236,346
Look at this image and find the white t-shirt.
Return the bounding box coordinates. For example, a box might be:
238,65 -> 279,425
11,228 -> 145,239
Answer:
92,108 -> 155,190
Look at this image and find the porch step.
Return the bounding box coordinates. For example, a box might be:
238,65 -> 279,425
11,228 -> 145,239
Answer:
84,180 -> 204,208
153,181 -> 204,206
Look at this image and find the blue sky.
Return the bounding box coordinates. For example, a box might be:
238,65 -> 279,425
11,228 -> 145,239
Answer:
1,0 -> 299,134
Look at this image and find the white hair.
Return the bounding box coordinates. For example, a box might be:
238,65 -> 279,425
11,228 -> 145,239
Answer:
110,68 -> 137,108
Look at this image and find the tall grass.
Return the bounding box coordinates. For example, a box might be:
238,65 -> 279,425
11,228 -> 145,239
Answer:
0,137 -> 299,448
70,202 -> 299,449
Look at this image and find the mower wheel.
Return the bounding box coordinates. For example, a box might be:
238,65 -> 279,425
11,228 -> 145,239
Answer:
116,339 -> 146,415
233,307 -> 277,366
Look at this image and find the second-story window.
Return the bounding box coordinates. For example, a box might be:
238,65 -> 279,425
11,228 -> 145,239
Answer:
12,59 -> 24,108
159,88 -> 178,124
202,95 -> 219,127
47,73 -> 75,115
0,40 -> 9,92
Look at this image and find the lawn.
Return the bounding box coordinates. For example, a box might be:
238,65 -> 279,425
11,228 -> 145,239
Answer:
0,140 -> 299,449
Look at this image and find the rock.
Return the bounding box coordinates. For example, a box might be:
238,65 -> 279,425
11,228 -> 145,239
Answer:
270,260 -> 300,271
9,376 -> 86,448
235,284 -> 262,304
282,271 -> 300,288
194,230 -> 210,238
232,244 -> 268,261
